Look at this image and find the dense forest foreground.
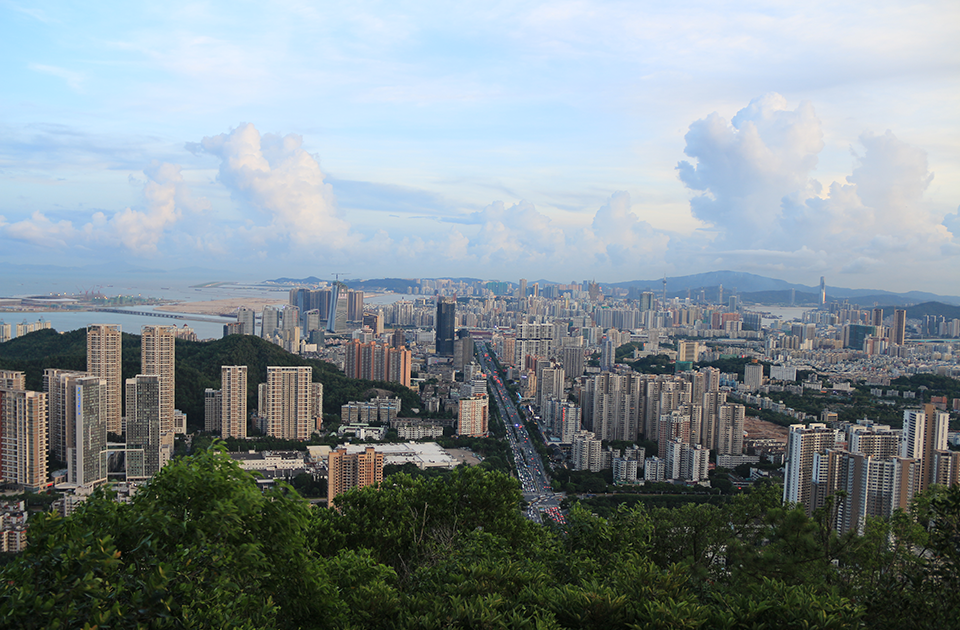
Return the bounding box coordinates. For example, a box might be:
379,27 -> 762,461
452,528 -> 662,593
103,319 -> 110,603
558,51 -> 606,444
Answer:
2,446 -> 959,629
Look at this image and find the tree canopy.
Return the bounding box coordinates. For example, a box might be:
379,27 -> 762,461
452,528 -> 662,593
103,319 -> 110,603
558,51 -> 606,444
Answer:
2,445 -> 958,629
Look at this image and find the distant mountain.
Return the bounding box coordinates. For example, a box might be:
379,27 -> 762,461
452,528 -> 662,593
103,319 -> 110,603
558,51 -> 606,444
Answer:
604,271 -> 960,306
878,302 -> 960,320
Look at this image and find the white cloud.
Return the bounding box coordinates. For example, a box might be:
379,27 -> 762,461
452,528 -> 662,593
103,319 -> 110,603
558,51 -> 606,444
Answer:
197,123 -> 353,250
676,94 -> 959,283
0,162 -> 206,254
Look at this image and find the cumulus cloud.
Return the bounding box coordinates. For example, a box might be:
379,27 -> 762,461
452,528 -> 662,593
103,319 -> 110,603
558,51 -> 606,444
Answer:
196,123 -> 352,249
0,161 -> 206,255
585,191 -> 670,267
106,161 -> 209,253
677,93 -> 823,243
676,94 -> 957,281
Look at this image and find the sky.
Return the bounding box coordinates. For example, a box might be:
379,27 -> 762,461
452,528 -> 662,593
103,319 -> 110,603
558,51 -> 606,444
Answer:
2,1 -> 959,293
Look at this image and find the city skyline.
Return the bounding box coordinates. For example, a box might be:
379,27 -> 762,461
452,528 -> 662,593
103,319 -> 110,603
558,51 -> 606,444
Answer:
2,2 -> 959,292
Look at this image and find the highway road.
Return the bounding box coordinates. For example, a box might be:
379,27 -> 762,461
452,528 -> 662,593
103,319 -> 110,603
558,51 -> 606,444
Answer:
476,341 -> 565,525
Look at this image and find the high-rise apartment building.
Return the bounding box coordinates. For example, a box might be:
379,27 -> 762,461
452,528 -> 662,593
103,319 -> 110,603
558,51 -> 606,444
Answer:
141,325 -> 176,466
125,375 -> 162,479
204,388 -> 222,433
783,423 -> 841,513
44,369 -> 107,488
265,366 -> 312,440
900,404 -> 948,492
87,324 -> 122,435
458,394 -> 489,437
342,341 -> 412,387
572,431 -> 602,472
743,363 -> 763,392
435,297 -> 456,356
221,366 -> 248,439
0,370 -> 25,390
68,376 -> 107,488
327,446 -> 384,506
717,403 -> 745,456
0,386 -> 48,491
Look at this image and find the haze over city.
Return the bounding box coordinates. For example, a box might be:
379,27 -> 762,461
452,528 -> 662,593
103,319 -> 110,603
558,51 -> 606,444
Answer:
2,2 -> 959,292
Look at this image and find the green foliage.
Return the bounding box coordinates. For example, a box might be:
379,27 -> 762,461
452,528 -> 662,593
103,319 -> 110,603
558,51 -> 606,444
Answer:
627,354 -> 674,375
3,447 -> 956,629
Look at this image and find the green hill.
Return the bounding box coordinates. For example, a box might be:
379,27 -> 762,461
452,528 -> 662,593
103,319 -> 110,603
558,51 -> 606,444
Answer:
0,329 -> 419,431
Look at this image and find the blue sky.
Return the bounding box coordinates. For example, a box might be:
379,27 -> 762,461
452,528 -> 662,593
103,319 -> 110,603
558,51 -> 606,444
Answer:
2,1 -> 958,292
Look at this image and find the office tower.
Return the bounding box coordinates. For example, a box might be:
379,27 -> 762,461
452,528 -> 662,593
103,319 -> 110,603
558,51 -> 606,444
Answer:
453,331 -> 475,372
141,325 -> 176,466
326,283 -> 349,334
265,366 -> 312,440
125,375 -> 162,479
327,446 -> 384,505
872,307 -> 883,328
221,366 -> 248,439
458,394 -> 489,437
892,309 -> 906,345
237,307 -> 256,335
819,276 -> 826,307
0,388 -> 48,491
744,363 -> 763,392
261,306 -> 281,339
717,403 -> 745,456
0,370 -> 25,390
900,404 -> 948,492
519,278 -> 527,298
783,423 -> 841,513
204,388 -> 222,434
87,324 -> 122,435
435,297 -> 456,356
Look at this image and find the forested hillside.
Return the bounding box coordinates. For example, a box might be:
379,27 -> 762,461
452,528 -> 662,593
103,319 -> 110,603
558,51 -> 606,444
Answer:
2,446 -> 957,629
0,329 -> 420,429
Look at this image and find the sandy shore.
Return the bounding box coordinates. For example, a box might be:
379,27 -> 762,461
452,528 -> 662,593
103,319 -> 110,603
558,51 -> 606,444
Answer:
156,297 -> 287,317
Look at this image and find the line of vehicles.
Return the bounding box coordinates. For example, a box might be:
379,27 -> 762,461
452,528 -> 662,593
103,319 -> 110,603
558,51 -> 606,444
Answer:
476,342 -> 564,524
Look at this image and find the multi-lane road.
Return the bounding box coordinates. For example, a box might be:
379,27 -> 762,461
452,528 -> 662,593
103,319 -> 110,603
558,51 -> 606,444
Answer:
476,342 -> 564,525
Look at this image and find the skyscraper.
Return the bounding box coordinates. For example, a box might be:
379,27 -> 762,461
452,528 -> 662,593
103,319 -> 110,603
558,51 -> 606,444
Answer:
892,309 -> 907,345
204,388 -> 222,434
125,375 -> 162,479
435,297 -> 456,355
326,283 -> 349,334
261,306 -> 281,339
0,387 -> 48,492
265,366 -> 312,440
141,325 -> 176,466
87,324 -> 122,435
221,366 -> 248,439
871,307 -> 883,328
237,307 -> 256,335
